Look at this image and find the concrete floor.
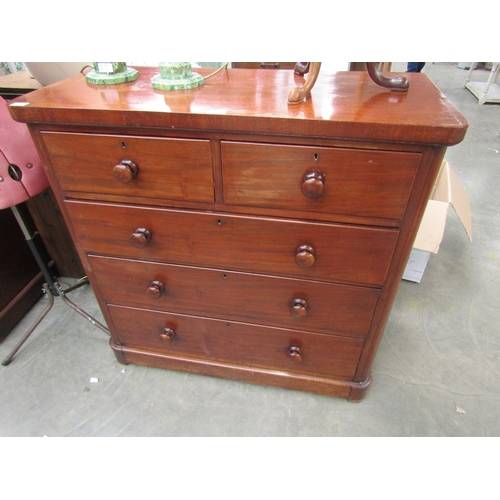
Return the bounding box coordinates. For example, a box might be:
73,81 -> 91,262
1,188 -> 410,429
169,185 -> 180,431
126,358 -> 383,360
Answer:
1,62 -> 499,437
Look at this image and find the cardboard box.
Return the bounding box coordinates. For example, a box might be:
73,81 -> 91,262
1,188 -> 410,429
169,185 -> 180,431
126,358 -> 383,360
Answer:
403,160 -> 472,282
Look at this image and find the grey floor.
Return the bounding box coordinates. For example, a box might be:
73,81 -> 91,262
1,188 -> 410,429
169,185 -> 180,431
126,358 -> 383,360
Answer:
1,62 -> 499,437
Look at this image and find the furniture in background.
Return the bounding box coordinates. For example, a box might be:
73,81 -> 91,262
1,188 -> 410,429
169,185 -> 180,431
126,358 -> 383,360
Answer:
0,206 -> 46,343
231,62 -> 297,69
0,70 -> 84,279
0,96 -> 108,364
230,62 -> 393,71
0,69 -> 42,100
349,62 -> 392,72
0,73 -> 85,345
9,66 -> 467,400
0,94 -> 51,346
464,62 -> 500,104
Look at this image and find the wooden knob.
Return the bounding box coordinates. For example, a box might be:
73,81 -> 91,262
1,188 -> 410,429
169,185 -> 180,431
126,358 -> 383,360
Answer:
295,245 -> 315,268
301,169 -> 325,199
147,280 -> 164,299
290,298 -> 308,318
130,227 -> 152,248
288,346 -> 302,363
113,159 -> 138,184
160,327 -> 175,343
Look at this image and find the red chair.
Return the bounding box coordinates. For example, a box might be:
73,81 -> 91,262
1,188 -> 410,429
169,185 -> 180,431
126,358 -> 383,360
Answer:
0,97 -> 109,365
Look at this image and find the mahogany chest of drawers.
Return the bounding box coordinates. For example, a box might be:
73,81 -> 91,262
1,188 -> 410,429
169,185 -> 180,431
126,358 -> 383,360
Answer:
9,67 -> 467,401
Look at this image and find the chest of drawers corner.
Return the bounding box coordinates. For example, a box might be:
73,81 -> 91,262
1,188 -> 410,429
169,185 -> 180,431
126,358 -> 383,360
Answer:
9,67 -> 468,401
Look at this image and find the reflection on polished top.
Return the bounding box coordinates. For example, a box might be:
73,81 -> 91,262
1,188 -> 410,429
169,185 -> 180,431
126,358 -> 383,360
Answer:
9,66 -> 468,145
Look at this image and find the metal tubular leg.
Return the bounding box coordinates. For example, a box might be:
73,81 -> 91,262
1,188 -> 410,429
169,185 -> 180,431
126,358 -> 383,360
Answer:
63,276 -> 90,293
56,281 -> 110,336
2,284 -> 54,366
2,205 -> 110,366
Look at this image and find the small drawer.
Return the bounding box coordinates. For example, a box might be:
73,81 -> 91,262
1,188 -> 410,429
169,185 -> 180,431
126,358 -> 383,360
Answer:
67,201 -> 398,287
108,304 -> 365,381
90,255 -> 380,338
41,131 -> 215,203
221,141 -> 421,220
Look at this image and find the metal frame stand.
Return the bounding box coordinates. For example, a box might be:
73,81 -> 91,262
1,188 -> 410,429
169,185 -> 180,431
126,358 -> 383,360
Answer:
2,205 -> 110,366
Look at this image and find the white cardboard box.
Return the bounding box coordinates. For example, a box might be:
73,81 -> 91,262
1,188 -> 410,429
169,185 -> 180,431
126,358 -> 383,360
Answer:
402,160 -> 472,282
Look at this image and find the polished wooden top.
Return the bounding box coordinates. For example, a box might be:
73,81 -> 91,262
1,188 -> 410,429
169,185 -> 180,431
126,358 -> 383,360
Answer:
8,66 -> 468,145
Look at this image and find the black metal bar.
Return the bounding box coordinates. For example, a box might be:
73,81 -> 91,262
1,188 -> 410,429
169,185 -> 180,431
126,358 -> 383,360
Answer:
10,205 -> 58,296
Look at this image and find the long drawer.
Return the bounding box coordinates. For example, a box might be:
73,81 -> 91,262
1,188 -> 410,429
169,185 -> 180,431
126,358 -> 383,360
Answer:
221,141 -> 421,220
90,256 -> 380,337
67,201 -> 398,286
108,304 -> 365,381
41,131 -> 215,203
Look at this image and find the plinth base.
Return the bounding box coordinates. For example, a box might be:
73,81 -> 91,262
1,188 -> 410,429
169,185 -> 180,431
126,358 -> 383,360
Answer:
151,72 -> 204,91
85,68 -> 139,85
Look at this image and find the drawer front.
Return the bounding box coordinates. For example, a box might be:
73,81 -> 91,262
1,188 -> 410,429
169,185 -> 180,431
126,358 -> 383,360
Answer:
41,132 -> 215,203
67,201 -> 398,286
108,304 -> 365,380
90,256 -> 379,337
221,141 -> 420,220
